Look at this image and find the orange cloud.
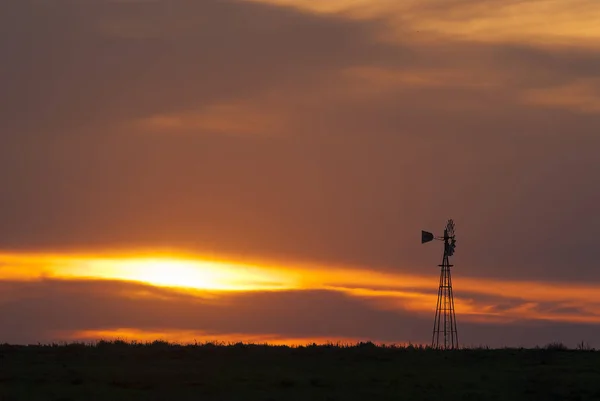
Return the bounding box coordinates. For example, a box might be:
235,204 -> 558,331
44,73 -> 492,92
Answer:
521,78 -> 600,114
245,0 -> 600,46
133,101 -> 284,137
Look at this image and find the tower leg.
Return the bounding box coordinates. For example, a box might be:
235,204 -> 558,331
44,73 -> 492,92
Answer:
432,265 -> 444,348
448,268 -> 459,348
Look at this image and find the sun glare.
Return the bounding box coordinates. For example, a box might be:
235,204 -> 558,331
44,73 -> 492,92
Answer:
73,257 -> 299,292
129,259 -> 221,289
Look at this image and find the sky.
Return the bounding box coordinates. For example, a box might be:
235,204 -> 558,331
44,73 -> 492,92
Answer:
1,0 -> 600,348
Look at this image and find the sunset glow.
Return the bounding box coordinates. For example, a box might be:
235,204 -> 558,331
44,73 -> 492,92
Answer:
2,0 -> 600,349
3,251 -> 600,333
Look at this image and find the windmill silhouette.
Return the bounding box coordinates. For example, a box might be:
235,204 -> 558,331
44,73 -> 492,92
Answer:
421,219 -> 458,349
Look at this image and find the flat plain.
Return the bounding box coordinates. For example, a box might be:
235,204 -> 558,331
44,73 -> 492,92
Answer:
1,341 -> 599,401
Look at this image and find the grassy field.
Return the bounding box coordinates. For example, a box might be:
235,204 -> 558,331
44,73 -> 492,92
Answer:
1,341 -> 599,401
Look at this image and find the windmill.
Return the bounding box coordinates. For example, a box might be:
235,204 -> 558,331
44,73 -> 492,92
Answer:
421,219 -> 458,349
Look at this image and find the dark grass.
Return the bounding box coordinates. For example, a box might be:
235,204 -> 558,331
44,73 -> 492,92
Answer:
1,340 -> 600,401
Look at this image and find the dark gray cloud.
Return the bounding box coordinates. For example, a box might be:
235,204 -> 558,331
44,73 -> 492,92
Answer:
0,0 -> 599,287
0,0 -> 384,137
0,279 -> 430,344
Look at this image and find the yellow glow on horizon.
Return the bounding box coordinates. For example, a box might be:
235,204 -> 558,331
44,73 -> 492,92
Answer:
62,328 -> 381,347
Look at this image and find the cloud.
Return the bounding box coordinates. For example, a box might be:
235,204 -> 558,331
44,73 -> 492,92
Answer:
130,100 -> 286,137
4,248 -> 600,330
1,278 -> 600,347
0,279 -> 429,344
0,0 -> 599,288
245,0 -> 600,46
522,78 -> 600,114
0,0 -> 378,138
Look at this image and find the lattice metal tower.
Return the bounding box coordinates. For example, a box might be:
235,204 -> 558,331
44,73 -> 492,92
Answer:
421,219 -> 458,349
